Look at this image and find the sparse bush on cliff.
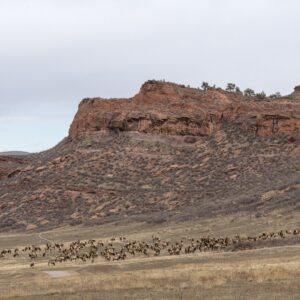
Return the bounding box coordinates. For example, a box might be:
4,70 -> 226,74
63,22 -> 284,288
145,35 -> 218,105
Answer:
201,81 -> 210,91
244,88 -> 255,97
235,86 -> 242,93
226,83 -> 236,92
140,80 -> 285,102
269,92 -> 282,99
256,91 -> 266,100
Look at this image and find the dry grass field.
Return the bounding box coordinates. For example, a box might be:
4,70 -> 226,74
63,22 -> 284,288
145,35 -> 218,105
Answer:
1,214 -> 300,299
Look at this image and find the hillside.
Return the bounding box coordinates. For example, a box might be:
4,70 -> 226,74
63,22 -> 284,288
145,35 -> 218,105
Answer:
0,155 -> 30,180
0,80 -> 300,231
0,151 -> 30,156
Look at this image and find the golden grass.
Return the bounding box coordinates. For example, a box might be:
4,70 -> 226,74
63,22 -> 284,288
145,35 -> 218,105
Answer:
1,214 -> 300,299
1,246 -> 300,299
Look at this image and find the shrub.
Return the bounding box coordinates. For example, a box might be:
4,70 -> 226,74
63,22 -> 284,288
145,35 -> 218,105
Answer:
269,92 -> 282,99
256,91 -> 266,100
235,86 -> 242,93
201,81 -> 210,91
226,83 -> 236,92
244,88 -> 255,97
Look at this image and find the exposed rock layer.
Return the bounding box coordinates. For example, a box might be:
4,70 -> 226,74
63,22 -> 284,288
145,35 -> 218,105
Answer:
1,81 -> 300,232
70,81 -> 300,141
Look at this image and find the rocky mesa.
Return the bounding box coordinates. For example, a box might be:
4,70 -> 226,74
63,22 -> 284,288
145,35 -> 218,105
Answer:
1,80 -> 300,232
70,80 -> 300,141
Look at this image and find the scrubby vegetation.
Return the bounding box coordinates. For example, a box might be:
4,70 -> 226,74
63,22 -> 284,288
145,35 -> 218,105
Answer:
143,79 -> 286,100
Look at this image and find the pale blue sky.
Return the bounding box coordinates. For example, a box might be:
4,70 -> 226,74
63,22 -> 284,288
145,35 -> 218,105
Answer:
1,0 -> 300,152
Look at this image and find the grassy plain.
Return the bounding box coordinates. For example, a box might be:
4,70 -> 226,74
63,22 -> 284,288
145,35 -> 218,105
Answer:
1,214 -> 300,299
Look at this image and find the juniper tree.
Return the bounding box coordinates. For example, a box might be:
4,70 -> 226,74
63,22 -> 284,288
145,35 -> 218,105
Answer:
226,83 -> 236,92
256,91 -> 266,100
269,92 -> 282,99
244,88 -> 255,97
201,81 -> 210,91
235,86 -> 242,93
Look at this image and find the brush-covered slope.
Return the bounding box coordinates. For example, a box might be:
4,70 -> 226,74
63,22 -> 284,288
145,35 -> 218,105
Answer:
1,81 -> 300,231
0,155 -> 30,180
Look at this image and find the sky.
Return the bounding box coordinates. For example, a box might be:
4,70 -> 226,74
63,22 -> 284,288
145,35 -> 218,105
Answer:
0,0 -> 300,152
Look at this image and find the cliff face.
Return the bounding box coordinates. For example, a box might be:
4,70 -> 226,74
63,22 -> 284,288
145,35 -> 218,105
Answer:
2,81 -> 300,232
69,81 -> 300,141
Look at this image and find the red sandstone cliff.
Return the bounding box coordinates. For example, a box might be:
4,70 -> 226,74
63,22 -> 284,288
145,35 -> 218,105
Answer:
69,81 -> 300,141
2,80 -> 300,231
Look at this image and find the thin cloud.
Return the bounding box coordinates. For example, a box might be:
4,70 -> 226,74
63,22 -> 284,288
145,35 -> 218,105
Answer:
0,116 -> 36,122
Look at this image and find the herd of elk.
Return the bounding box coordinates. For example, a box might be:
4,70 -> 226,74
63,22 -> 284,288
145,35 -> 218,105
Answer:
0,229 -> 299,268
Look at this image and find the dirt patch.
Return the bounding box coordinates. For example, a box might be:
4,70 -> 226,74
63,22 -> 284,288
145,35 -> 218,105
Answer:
43,270 -> 74,278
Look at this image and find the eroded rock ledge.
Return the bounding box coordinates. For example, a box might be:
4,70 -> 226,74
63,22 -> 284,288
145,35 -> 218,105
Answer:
69,81 -> 300,141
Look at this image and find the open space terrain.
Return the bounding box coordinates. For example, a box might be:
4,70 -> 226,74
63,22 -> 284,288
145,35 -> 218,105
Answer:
2,1 -> 300,298
1,81 -> 300,299
1,215 -> 300,299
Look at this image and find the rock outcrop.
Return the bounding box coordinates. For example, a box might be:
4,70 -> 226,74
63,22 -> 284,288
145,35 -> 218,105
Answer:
2,80 -> 300,232
291,86 -> 300,101
69,81 -> 300,141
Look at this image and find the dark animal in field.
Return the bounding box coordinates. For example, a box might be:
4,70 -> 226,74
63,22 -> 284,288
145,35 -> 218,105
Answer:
1,226 -> 300,268
48,259 -> 56,266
